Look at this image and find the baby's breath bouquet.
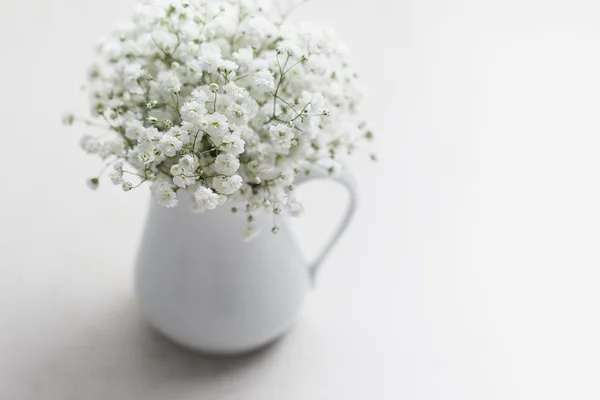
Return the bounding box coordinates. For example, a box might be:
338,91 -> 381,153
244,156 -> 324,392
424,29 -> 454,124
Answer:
66,0 -> 373,239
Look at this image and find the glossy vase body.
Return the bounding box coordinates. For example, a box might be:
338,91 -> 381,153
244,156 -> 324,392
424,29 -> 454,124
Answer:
135,169 -> 357,355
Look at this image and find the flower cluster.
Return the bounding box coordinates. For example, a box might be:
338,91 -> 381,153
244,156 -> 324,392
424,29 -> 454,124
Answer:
66,0 -> 374,239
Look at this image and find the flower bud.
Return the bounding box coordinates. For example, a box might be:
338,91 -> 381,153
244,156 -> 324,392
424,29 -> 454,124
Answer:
87,177 -> 99,190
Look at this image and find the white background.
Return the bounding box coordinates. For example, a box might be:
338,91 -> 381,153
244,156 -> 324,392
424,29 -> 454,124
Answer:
1,0 -> 600,398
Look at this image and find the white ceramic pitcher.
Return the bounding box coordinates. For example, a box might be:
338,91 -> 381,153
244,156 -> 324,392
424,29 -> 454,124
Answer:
135,167 -> 357,355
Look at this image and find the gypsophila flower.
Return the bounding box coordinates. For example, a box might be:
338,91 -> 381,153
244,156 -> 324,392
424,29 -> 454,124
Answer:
199,43 -> 223,73
80,135 -> 101,154
181,101 -> 207,122
194,186 -> 221,211
157,70 -> 182,94
212,174 -> 242,195
110,170 -> 125,185
68,0 -> 375,239
269,124 -> 294,155
170,164 -> 183,176
173,174 -> 196,188
159,134 -> 183,157
220,134 -> 245,155
123,63 -> 144,92
253,70 -> 275,92
214,153 -> 240,175
179,154 -> 197,172
151,181 -> 179,208
205,112 -> 228,139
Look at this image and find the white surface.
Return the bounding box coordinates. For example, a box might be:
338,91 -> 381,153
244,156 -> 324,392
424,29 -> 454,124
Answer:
2,0 -> 600,398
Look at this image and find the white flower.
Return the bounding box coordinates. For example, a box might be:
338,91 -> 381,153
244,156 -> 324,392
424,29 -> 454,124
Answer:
226,102 -> 253,125
233,47 -> 254,66
136,142 -> 158,164
220,134 -> 245,155
159,134 -> 183,157
220,60 -> 239,73
300,91 -> 326,114
214,153 -> 240,175
269,123 -> 293,141
74,0 -> 372,238
190,88 -> 210,102
194,186 -> 221,211
205,112 -> 229,139
278,40 -> 303,57
199,42 -> 223,73
167,126 -> 190,144
170,164 -> 183,176
138,127 -> 161,145
253,69 -> 275,92
158,188 -> 178,207
137,151 -> 155,164
240,15 -> 278,45
99,140 -> 124,159
212,174 -> 243,195
151,180 -> 178,208
109,170 -> 124,185
269,123 -> 294,155
80,135 -> 101,154
125,120 -> 145,141
180,101 -> 207,122
179,154 -> 197,173
173,174 -> 195,188
224,81 -> 249,100
157,70 -> 181,94
123,63 -> 143,92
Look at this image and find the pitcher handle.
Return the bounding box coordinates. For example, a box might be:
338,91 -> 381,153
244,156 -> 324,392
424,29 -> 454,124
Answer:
295,167 -> 358,284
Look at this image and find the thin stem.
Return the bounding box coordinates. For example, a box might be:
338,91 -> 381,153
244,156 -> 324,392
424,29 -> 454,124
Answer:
234,74 -> 250,82
122,170 -> 146,178
172,30 -> 181,55
130,179 -> 147,189
273,94 -> 300,116
151,34 -> 185,65
156,101 -> 180,115
192,128 -> 201,150
272,53 -> 291,118
291,101 -> 311,122
96,160 -> 114,177
282,53 -> 291,71
283,57 -> 305,75
100,114 -> 134,149
170,93 -> 181,117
